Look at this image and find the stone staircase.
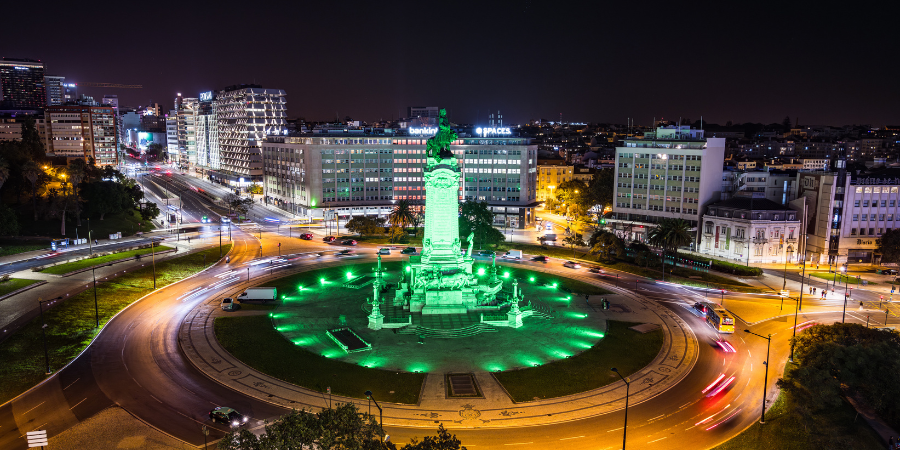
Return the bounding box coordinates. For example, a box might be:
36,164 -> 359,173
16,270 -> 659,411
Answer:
396,323 -> 498,339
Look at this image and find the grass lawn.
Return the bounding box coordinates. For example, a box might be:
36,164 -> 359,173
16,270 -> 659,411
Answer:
215,315 -> 426,404
40,245 -> 174,275
0,278 -> 42,297
493,321 -> 663,401
809,272 -> 876,286
713,377 -> 882,449
0,243 -> 48,257
0,244 -> 231,405
15,209 -> 153,240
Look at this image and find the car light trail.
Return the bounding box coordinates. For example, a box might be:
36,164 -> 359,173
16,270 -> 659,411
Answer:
701,374 -> 726,394
706,376 -> 736,398
705,408 -> 743,431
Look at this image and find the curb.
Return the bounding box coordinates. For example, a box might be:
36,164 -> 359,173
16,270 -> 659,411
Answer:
0,280 -> 48,302
58,249 -> 178,277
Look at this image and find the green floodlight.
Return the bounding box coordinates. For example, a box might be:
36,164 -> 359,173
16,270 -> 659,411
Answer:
529,277 -> 535,282
551,282 -> 558,288
503,272 -> 510,278
346,271 -> 353,279
297,285 -> 304,291
320,277 -> 326,284
477,267 -> 486,276
405,266 -> 411,272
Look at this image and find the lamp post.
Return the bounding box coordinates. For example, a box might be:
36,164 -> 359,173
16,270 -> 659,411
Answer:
842,264 -> 849,323
364,390 -> 385,440
92,263 -> 114,327
743,329 -> 772,423
87,218 -> 93,255
38,297 -> 62,374
610,368 -> 630,450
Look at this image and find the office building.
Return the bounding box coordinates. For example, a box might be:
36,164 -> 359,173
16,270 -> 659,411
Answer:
407,106 -> 440,125
262,131 -> 538,228
0,111 -> 46,142
608,126 -> 727,244
166,111 -> 178,159
0,58 -> 45,109
730,170 -> 798,205
212,85 -> 286,184
195,91 -> 219,172
839,169 -> 900,264
44,75 -> 70,106
45,105 -> 118,165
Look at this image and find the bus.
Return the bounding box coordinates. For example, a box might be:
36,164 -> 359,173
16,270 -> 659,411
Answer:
707,307 -> 735,333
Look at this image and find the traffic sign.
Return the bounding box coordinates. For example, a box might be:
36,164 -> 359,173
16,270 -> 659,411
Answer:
26,430 -> 48,448
779,290 -> 789,297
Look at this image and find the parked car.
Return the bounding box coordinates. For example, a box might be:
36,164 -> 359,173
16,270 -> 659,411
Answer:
401,247 -> 417,255
209,406 -> 249,427
562,261 -> 581,269
323,236 -> 337,243
530,255 -> 549,263
341,239 -> 358,246
378,248 -> 391,255
298,233 -> 313,240
220,297 -> 236,311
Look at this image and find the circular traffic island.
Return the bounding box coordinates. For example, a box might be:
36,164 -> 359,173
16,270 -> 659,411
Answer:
214,261 -> 663,404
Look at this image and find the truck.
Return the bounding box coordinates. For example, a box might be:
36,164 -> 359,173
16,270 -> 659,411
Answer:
238,287 -> 277,302
502,249 -> 523,260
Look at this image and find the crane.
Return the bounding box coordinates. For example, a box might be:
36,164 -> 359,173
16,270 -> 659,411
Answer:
73,82 -> 143,89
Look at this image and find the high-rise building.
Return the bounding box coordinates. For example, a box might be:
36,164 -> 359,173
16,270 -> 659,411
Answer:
0,58 -> 46,109
45,105 -> 118,165
165,110 -> 178,159
212,85 -> 286,184
44,75 -> 67,106
608,126 -> 726,244
407,106 -> 440,125
101,95 -> 119,109
174,96 -> 198,167
261,131 -> 538,228
195,91 -> 219,172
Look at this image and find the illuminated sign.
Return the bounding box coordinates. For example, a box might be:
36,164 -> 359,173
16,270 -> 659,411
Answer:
409,127 -> 437,135
14,66 -> 28,70
199,91 -> 213,102
476,127 -> 511,136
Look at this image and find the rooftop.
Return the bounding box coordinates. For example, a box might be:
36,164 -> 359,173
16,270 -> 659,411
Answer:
708,197 -> 793,211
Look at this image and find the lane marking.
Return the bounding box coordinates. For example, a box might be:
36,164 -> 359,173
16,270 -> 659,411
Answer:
559,436 -> 584,440
504,443 -> 533,446
62,378 -> 80,390
69,398 -> 87,410
607,427 -> 624,432
22,401 -> 45,416
648,437 -> 667,444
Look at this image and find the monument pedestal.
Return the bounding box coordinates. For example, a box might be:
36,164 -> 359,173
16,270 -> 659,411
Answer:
422,290 -> 468,315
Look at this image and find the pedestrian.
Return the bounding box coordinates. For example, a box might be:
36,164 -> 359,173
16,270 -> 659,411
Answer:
889,436 -> 894,449
187,236 -> 191,243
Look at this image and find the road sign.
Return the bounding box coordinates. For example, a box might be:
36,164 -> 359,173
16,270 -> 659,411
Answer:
202,425 -> 209,436
779,290 -> 789,297
26,430 -> 48,447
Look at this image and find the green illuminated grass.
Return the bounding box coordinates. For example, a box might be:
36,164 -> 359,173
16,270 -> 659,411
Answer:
713,364 -> 882,450
493,321 -> 662,402
0,278 -> 42,297
214,314 -> 426,404
0,244 -> 231,405
40,245 -> 174,274
0,242 -> 48,257
808,272 -> 876,286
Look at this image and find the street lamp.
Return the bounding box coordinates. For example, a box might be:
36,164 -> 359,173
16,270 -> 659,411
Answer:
743,329 -> 772,424
841,264 -> 849,323
610,368 -> 630,450
364,390 -> 386,441
92,263 -> 114,327
38,296 -> 63,374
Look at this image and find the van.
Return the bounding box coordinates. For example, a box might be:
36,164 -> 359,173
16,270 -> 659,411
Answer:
378,248 -> 391,255
503,249 -> 523,260
221,297 -> 236,311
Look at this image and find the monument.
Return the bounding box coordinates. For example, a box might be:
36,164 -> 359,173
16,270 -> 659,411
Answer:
387,109 -> 506,316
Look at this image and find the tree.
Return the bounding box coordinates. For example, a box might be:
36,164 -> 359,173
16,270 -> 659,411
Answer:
555,179 -> 589,219
22,160 -> 42,221
0,204 -> 20,236
587,168 -> 614,216
67,159 -> 87,226
401,424 -> 463,450
140,201 -> 160,221
388,200 -> 415,230
647,218 -> 693,278
224,193 -> 254,218
248,183 -> 263,195
0,157 -> 9,192
591,232 -> 624,262
82,180 -> 130,220
877,229 -> 900,263
459,200 -> 504,248
346,216 -> 386,235
562,233 -> 585,257
146,143 -> 167,162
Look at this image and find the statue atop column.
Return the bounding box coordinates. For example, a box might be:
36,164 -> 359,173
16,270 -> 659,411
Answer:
426,109 -> 457,162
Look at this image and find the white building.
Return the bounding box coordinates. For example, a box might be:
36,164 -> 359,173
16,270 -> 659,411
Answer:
840,170 -> 900,264
195,92 -> 219,171
608,126 -> 726,244
699,196 -> 803,264
213,84 -> 286,184
801,158 -> 829,171
731,170 -> 798,205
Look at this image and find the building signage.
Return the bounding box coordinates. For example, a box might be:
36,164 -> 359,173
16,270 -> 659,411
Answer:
857,239 -> 874,245
409,127 -> 437,135
476,127 -> 511,136
854,177 -> 900,186
199,91 -> 214,102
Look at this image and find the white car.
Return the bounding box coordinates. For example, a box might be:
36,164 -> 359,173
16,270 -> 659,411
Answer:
562,261 -> 581,269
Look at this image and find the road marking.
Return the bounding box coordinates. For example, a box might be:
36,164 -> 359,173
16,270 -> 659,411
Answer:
504,442 -> 533,446
62,378 -> 80,390
649,414 -> 665,421
559,436 -> 584,440
22,401 -> 45,416
69,398 -> 87,410
607,427 -> 624,432
647,437 -> 667,443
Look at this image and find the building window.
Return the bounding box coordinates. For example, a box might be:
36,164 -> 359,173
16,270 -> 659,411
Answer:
882,201 -> 887,207
869,228 -> 875,235
862,214 -> 868,221
854,200 -> 860,207
863,200 -> 869,207
851,228 -> 857,235
853,214 -> 859,221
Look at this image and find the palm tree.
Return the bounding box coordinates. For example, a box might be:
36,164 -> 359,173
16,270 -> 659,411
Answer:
22,160 -> 41,221
647,218 -> 693,280
388,200 -> 415,242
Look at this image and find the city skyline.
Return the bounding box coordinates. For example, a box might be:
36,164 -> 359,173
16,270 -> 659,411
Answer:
4,1 -> 899,126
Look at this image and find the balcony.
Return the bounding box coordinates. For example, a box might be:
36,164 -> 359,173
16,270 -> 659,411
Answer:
786,237 -> 798,243
752,237 -> 768,244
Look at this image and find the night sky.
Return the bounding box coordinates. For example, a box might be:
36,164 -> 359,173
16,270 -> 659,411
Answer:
4,0 -> 899,126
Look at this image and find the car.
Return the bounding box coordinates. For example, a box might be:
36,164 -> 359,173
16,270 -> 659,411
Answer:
693,302 -> 710,317
336,249 -> 355,256
562,261 -> 581,269
341,239 -> 358,246
715,339 -> 737,352
530,255 -> 549,263
401,247 -> 417,255
588,267 -> 605,274
323,236 -> 337,243
209,406 -> 249,427
298,233 -> 313,240
221,217 -> 231,223
378,248 -> 391,255
201,215 -> 211,223
220,297 -> 236,311
545,223 -> 553,230
477,250 -> 495,258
